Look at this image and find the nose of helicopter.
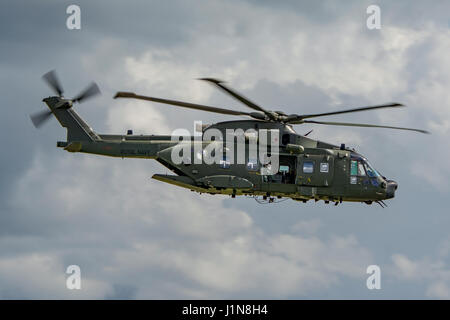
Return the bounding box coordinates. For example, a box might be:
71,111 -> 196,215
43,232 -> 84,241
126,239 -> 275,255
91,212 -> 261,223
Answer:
385,180 -> 398,199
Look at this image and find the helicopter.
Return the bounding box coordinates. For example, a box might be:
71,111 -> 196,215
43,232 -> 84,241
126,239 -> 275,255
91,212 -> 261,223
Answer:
31,70 -> 429,207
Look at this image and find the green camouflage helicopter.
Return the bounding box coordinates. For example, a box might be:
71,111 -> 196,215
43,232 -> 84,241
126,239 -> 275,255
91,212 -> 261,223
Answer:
31,71 -> 428,207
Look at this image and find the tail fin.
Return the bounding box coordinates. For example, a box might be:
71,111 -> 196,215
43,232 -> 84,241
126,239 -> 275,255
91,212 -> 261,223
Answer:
43,96 -> 99,142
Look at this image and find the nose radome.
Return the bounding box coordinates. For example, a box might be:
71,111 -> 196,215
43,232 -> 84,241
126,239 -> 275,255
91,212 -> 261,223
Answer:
386,180 -> 398,199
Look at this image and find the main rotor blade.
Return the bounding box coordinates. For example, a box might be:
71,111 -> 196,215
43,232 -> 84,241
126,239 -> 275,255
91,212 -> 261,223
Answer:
114,91 -> 256,117
287,103 -> 405,122
42,70 -> 64,96
199,78 -> 269,114
73,82 -> 101,103
30,110 -> 53,128
302,120 -> 429,134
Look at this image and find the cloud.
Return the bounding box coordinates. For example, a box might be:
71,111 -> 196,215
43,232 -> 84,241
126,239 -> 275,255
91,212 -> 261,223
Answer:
0,253 -> 112,299
390,252 -> 450,299
426,282 -> 450,299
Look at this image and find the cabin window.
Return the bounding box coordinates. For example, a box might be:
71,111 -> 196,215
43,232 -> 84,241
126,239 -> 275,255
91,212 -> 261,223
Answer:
182,150 -> 192,165
320,162 -> 329,173
219,155 -> 230,169
282,134 -> 291,145
303,161 -> 314,173
247,158 -> 259,171
195,151 -> 202,163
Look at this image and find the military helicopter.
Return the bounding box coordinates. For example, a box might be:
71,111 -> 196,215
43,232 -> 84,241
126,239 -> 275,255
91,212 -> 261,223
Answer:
31,70 -> 428,207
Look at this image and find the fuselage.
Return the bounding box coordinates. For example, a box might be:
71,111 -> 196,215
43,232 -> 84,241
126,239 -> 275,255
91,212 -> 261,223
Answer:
45,96 -> 397,205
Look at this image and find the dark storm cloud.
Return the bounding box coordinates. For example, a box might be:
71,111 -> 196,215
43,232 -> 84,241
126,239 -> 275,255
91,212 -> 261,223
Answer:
0,0 -> 196,56
0,0 -> 196,200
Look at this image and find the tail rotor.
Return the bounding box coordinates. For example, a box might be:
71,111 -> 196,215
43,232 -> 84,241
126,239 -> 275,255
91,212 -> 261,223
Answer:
30,70 -> 101,129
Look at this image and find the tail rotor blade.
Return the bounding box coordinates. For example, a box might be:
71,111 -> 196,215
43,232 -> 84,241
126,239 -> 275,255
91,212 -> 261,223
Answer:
42,70 -> 64,96
73,82 -> 101,103
35,70 -> 101,130
30,110 -> 53,128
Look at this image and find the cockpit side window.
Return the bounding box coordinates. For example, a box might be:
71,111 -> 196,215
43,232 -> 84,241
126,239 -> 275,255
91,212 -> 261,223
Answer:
364,162 -> 380,178
350,154 -> 382,185
351,159 -> 369,176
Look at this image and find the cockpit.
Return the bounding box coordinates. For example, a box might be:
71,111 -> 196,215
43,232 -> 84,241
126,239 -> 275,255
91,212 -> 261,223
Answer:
350,154 -> 382,179
350,153 -> 397,199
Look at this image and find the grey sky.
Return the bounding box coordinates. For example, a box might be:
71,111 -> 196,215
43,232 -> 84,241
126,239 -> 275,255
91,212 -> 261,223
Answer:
0,0 -> 450,299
